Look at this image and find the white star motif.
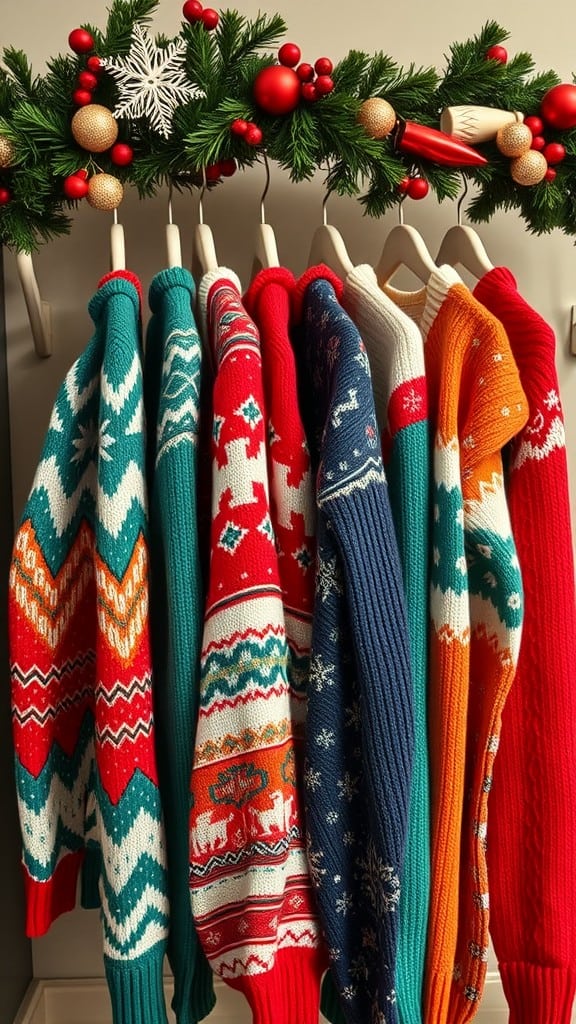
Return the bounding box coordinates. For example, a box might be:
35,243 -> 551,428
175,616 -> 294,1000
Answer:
543,389 -> 561,410
71,420 -> 98,463
102,24 -> 204,138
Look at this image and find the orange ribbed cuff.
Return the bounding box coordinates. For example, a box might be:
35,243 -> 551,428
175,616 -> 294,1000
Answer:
227,946 -> 325,1024
23,849 -> 83,937
500,962 -> 576,1024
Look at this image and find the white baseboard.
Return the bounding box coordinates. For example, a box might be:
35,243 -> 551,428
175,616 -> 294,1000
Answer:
14,974 -> 511,1024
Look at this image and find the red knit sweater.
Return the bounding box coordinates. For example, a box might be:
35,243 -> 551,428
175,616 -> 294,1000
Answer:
474,267 -> 576,1024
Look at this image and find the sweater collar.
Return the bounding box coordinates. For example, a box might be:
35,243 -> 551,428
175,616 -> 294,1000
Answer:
382,264 -> 463,340
292,264 -> 344,324
243,266 -> 296,322
90,271 -> 142,325
197,266 -> 242,343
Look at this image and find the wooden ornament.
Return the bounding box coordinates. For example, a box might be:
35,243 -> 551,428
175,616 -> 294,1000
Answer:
71,105 -> 118,153
86,173 -> 124,210
496,122 -> 533,157
510,150 -> 548,185
0,135 -> 15,168
358,98 -> 396,139
440,105 -> 524,143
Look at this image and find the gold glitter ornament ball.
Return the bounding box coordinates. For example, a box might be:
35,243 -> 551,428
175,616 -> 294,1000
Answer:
87,173 -> 124,210
510,150 -> 548,185
358,97 -> 397,139
496,121 -> 532,157
71,105 -> 119,153
0,136 -> 15,168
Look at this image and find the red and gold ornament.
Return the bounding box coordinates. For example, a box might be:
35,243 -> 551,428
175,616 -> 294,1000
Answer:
201,8 -> 219,30
314,57 -> 333,76
543,141 -> 566,165
71,104 -> 118,152
395,120 -> 487,166
77,70 -> 98,91
496,121 -> 532,157
510,150 -> 548,185
0,136 -> 15,169
296,62 -> 314,82
407,176 -> 429,199
485,45 -> 508,63
68,28 -> 94,54
0,186 -> 12,205
244,124 -> 263,146
358,98 -> 396,139
183,0 -> 203,20
301,83 -> 318,103
110,142 -> 134,166
540,83 -> 576,130
63,173 -> 90,199
86,172 -> 124,210
73,89 -> 93,107
253,64 -> 301,116
278,43 -> 301,68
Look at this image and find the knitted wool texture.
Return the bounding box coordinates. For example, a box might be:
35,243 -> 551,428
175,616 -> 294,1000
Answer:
473,267 -> 576,1024
383,266 -> 527,1024
9,273 -> 170,1024
189,269 -> 324,1024
342,263 -> 430,1024
143,267 -> 216,1024
294,266 -> 414,1024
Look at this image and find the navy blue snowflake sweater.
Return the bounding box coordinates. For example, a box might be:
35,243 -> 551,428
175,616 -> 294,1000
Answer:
292,267 -> 414,1024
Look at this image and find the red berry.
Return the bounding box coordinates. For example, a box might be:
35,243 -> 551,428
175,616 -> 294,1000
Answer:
296,62 -> 314,82
72,89 -> 93,107
0,187 -> 11,205
182,0 -> 203,20
314,57 -> 333,76
315,75 -> 334,96
543,142 -> 566,164
278,43 -> 301,68
397,176 -> 411,194
485,45 -> 508,63
231,118 -> 248,136
201,8 -> 219,29
219,158 -> 237,177
86,56 -> 102,73
524,115 -> 544,135
74,168 -> 89,180
68,28 -> 95,54
110,143 -> 134,166
77,70 -> 98,91
244,124 -> 263,146
301,82 -> 318,103
407,176 -> 429,200
63,174 -> 89,199
544,167 -> 557,181
530,135 -> 546,151
205,163 -> 221,181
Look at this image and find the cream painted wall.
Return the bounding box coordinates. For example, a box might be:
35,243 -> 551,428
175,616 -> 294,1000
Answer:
4,0 -> 576,1003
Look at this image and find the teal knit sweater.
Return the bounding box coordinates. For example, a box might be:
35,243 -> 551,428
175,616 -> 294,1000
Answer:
144,268 -> 216,1024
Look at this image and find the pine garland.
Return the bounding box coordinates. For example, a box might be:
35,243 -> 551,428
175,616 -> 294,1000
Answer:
1,1 -> 576,251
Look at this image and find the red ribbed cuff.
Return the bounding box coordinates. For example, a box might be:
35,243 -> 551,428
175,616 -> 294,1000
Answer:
500,961 -> 576,1024
23,849 -> 83,937
227,946 -> 325,1024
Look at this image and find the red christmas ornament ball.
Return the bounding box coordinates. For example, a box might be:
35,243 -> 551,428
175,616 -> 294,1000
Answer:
201,8 -> 219,29
219,158 -> 237,177
74,168 -> 89,180
244,124 -> 263,146
110,142 -> 134,166
485,45 -> 508,63
543,141 -> 566,164
297,62 -> 314,82
86,56 -> 102,72
183,0 -> 204,21
540,83 -> 576,130
301,82 -> 318,103
278,43 -> 301,68
253,65 -> 301,116
0,186 -> 11,205
205,163 -> 221,181
530,135 -> 546,151
63,174 -> 90,199
68,28 -> 95,54
315,75 -> 334,96
544,167 -> 557,181
231,118 -> 248,136
314,57 -> 333,76
407,176 -> 429,200
73,89 -> 93,107
78,70 -> 98,91
397,176 -> 411,194
524,115 -> 544,135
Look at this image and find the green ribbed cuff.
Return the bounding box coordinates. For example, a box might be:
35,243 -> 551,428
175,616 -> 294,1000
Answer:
321,970 -> 346,1024
171,949 -> 216,1024
105,943 -> 168,1024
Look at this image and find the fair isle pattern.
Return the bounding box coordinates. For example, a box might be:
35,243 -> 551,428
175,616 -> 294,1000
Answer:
190,273 -> 323,1024
9,276 -> 169,1024
297,270 -> 414,1024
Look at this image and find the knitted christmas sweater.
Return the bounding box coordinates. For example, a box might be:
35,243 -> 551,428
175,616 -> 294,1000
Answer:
473,267 -> 576,1024
294,266 -> 414,1024
144,267 -> 215,1024
9,272 -> 170,1024
342,263 -> 430,1024
189,269 -> 324,1024
383,266 -> 527,1024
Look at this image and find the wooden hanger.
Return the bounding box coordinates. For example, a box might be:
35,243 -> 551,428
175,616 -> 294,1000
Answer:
251,154 -> 280,277
435,179 -> 493,279
166,184 -> 182,269
375,199 -> 436,287
192,168 -> 218,280
110,209 -> 126,272
308,176 -> 353,279
14,251 -> 52,358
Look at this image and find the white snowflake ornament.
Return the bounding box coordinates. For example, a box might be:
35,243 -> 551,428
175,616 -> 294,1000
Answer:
102,24 -> 204,138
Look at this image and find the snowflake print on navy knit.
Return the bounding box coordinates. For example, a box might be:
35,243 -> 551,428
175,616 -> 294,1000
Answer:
303,761 -> 322,792
358,839 -> 400,915
309,653 -> 336,691
337,771 -> 360,801
306,842 -> 327,887
316,552 -> 344,602
315,727 -> 336,749
354,340 -> 371,377
335,891 -> 354,915
365,420 -> 378,448
325,335 -> 341,369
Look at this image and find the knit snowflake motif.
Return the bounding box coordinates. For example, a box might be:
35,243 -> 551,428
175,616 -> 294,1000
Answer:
102,24 -> 204,138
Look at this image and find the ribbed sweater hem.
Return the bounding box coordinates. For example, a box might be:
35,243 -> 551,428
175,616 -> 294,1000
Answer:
425,969 -> 452,1024
171,952 -> 216,1024
320,971 -> 347,1023
105,942 -> 168,1024
23,849 -> 83,937
226,946 -> 325,1024
500,962 -> 576,1024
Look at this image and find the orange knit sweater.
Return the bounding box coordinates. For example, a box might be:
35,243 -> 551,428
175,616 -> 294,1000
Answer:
384,266 -> 527,1024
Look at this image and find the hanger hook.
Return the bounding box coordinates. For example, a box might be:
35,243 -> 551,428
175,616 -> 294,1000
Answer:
321,161 -> 334,227
457,176 -> 469,226
168,181 -> 174,226
113,207 -> 118,226
398,195 -> 406,226
198,166 -> 207,226
260,152 -> 271,225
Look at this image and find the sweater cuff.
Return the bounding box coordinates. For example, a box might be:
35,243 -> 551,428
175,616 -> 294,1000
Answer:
105,943 -> 168,1024
171,950 -> 216,1024
23,849 -> 83,937
499,962 -> 576,1024
320,969 -> 347,1024
227,946 -> 325,1024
